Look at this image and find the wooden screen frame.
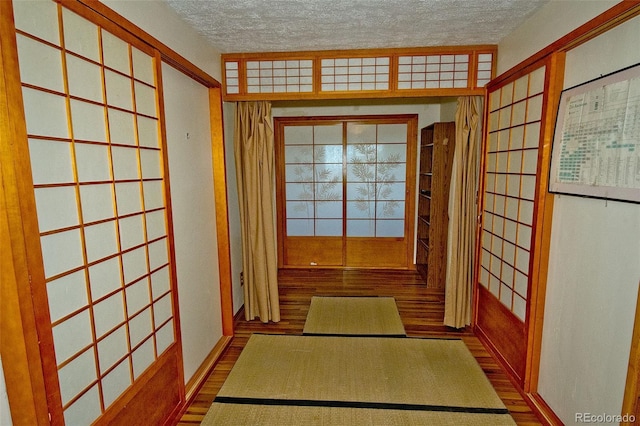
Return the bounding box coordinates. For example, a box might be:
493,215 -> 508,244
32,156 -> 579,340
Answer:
474,53 -> 564,387
274,114 -> 418,270
0,0 -> 234,424
222,46 -> 497,101
473,2 -> 640,424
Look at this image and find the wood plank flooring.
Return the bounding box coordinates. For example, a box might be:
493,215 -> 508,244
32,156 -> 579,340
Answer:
176,269 -> 542,425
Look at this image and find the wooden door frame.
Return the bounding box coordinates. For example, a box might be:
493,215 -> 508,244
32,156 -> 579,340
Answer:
274,114 -> 417,270
473,2 -> 640,424
1,0 -> 234,424
0,1 -> 54,422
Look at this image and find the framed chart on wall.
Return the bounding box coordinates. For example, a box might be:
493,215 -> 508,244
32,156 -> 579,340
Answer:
549,62 -> 640,203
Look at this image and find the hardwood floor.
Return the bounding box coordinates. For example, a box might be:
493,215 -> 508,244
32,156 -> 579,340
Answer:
176,269 -> 542,425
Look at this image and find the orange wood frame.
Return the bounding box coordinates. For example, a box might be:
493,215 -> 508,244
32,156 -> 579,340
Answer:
473,2 -> 640,425
273,114 -> 418,270
222,45 -> 497,101
622,283 -> 640,425
0,0 -> 234,424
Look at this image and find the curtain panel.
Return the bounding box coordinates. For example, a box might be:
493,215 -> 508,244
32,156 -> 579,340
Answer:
234,101 -> 280,322
444,96 -> 481,328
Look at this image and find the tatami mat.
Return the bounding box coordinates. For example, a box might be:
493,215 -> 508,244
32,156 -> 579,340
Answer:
302,296 -> 406,336
203,334 -> 515,425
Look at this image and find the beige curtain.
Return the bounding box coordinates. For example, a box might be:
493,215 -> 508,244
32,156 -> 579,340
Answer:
234,101 -> 280,322
444,96 -> 481,328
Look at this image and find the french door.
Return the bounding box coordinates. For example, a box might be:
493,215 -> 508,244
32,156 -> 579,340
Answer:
275,115 -> 417,269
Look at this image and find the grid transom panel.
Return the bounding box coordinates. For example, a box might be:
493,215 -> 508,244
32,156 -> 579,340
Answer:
246,59 -> 313,93
397,54 -> 470,89
224,61 -> 239,94
320,57 -> 390,92
476,53 -> 494,87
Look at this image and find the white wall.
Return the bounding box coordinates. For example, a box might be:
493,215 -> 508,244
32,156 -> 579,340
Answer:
538,15 -> 640,423
499,3 -> 640,424
439,98 -> 458,122
222,102 -> 245,315
162,63 -> 223,383
272,98 -> 442,129
497,0 -> 616,74
0,357 -> 11,426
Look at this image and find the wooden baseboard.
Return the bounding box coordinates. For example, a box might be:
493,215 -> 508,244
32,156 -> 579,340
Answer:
528,392 -> 564,425
234,304 -> 245,324
475,329 -> 562,425
183,335 -> 233,406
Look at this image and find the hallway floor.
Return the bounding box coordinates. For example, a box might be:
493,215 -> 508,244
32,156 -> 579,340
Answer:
177,269 -> 542,425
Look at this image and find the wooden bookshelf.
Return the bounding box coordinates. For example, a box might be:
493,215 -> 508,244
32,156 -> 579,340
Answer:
416,122 -> 455,288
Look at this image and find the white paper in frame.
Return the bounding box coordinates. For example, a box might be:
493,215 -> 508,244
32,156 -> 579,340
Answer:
549,62 -> 640,203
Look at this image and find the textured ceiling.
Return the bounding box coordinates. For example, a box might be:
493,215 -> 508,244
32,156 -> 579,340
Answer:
163,0 -> 550,54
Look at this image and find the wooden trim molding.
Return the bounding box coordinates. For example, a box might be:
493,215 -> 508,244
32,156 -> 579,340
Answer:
523,50 -> 565,394
183,336 -> 233,407
209,87 -> 235,337
622,283 -> 640,425
0,1 -> 60,423
475,3 -> 640,425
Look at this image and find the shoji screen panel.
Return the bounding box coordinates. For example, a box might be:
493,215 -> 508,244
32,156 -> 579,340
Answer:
246,59 -> 313,94
320,56 -> 390,92
479,66 -> 546,320
397,54 -> 470,89
13,1 -> 179,423
474,59 -> 561,387
222,47 -> 496,100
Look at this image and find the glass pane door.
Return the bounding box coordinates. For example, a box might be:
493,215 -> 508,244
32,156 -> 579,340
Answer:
276,115 -> 416,269
346,122 -> 407,237
285,124 -> 343,237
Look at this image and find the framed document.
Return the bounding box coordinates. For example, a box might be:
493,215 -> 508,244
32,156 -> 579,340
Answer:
549,63 -> 640,203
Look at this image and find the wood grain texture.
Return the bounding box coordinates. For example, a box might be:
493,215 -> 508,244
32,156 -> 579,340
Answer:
209,87 -> 235,336
0,1 -> 59,423
476,285 -> 527,386
176,269 -> 542,425
417,122 -> 456,289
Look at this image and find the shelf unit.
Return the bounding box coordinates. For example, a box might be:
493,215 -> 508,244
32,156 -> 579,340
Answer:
416,122 -> 456,288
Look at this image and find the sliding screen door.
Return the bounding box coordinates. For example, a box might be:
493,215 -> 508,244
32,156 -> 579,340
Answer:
10,1 -> 183,423
475,54 -> 563,388
276,115 -> 417,269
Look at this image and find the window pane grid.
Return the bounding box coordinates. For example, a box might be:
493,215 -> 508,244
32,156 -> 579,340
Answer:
397,54 -> 470,90
246,59 -> 313,93
283,121 -> 407,238
479,66 -> 546,320
346,123 -> 406,238
320,57 -> 390,92
476,52 -> 494,87
224,61 -> 240,94
15,2 -> 174,421
284,124 -> 342,236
